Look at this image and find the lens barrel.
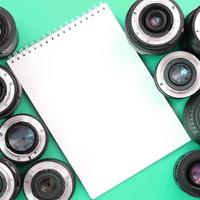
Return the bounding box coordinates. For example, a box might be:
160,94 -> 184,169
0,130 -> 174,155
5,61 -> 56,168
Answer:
0,114 -> 48,163
0,66 -> 21,118
0,7 -> 18,58
0,158 -> 21,200
182,6 -> 200,57
23,159 -> 75,200
125,0 -> 184,55
183,91 -> 200,144
174,151 -> 200,197
155,51 -> 200,98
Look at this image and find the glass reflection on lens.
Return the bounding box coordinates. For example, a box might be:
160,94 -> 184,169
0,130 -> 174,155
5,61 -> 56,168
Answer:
189,163 -> 200,186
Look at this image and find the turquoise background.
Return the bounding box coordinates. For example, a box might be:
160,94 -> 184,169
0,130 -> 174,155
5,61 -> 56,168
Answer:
0,0 -> 200,199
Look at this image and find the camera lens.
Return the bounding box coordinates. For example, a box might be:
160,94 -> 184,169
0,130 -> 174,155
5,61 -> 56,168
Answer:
0,158 -> 21,200
174,151 -> 200,197
0,66 -> 21,118
0,114 -> 48,163
23,159 -> 75,200
155,51 -> 200,98
0,7 -> 18,58
125,0 -> 184,55
182,6 -> 200,57
183,91 -> 200,144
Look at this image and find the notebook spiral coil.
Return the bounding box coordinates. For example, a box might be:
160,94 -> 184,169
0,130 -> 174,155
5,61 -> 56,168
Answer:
8,2 -> 106,64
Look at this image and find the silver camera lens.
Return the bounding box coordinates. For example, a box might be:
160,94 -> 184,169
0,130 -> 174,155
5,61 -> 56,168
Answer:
182,6 -> 200,57
0,66 -> 21,118
0,114 -> 48,163
23,159 -> 75,200
155,51 -> 200,98
125,0 -> 184,55
0,158 -> 21,200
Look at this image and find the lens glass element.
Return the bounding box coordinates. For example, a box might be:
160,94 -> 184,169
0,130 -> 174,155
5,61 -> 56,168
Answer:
169,63 -> 192,86
189,163 -> 200,187
32,170 -> 65,199
7,124 -> 36,153
149,13 -> 163,27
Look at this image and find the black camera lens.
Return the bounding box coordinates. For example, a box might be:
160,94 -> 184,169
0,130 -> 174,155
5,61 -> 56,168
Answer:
23,159 -> 75,200
0,114 -> 48,163
174,151 -> 200,197
0,7 -> 18,58
125,0 -> 184,55
0,158 -> 21,200
182,6 -> 200,57
0,66 -> 21,118
155,51 -> 200,98
183,91 -> 200,144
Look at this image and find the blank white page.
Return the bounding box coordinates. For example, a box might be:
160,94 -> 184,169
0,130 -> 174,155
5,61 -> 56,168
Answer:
8,3 -> 189,199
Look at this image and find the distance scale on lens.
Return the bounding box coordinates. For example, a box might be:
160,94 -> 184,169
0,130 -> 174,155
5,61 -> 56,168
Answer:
0,114 -> 48,163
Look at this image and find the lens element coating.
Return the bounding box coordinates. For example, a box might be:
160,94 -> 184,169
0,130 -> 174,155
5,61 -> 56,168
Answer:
189,163 -> 200,186
149,13 -> 162,27
32,170 -> 65,199
7,124 -> 36,153
169,63 -> 192,86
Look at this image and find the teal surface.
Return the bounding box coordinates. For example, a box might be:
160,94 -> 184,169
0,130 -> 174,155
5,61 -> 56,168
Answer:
0,0 -> 200,199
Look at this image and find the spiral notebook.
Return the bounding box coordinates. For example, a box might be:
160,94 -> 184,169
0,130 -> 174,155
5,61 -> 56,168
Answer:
8,3 -> 189,199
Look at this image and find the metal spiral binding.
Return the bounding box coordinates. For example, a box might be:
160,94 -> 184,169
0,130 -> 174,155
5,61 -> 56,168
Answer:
8,2 -> 106,64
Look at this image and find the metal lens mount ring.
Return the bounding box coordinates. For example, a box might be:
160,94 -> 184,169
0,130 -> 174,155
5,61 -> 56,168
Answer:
155,51 -> 200,98
0,67 -> 21,118
0,115 -> 48,162
23,160 -> 75,200
131,0 -> 181,45
0,158 -> 20,200
125,0 -> 184,54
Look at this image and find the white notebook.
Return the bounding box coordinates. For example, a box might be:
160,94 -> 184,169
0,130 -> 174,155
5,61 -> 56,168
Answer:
8,3 -> 189,199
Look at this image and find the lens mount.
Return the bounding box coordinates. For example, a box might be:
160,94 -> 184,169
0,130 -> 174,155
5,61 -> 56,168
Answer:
23,159 -> 75,200
0,66 -> 21,118
125,0 -> 184,54
0,158 -> 20,200
155,51 -> 200,98
0,114 -> 48,163
0,7 -> 18,58
174,151 -> 200,197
